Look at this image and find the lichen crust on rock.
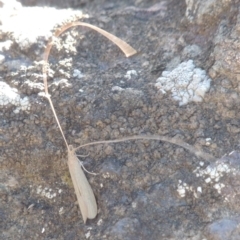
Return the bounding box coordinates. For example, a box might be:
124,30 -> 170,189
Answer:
0,81 -> 30,113
155,60 -> 211,106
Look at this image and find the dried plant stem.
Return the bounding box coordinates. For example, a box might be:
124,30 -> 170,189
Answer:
42,21 -> 137,223
42,21 -> 137,149
75,135 -> 216,162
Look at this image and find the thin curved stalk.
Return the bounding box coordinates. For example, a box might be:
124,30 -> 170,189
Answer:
42,21 -> 137,149
42,21 -> 137,223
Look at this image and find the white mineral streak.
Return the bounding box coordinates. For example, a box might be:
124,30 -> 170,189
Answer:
155,60 -> 211,106
0,81 -> 30,113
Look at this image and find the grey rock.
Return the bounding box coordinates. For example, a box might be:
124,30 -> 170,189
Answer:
1,0 -> 240,239
185,0 -> 231,25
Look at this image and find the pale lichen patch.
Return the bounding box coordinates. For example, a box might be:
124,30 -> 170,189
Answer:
124,70 -> 138,79
36,185 -> 57,199
73,69 -> 84,79
177,180 -> 203,199
194,161 -> 232,183
0,81 -> 30,113
155,60 -> 211,106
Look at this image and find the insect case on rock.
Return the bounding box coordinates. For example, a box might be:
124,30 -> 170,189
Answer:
67,145 -> 97,223
42,21 -> 137,223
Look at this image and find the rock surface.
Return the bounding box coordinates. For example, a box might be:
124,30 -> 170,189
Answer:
1,0 -> 240,239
